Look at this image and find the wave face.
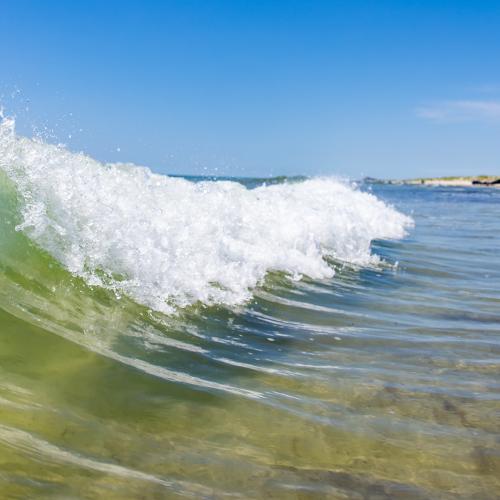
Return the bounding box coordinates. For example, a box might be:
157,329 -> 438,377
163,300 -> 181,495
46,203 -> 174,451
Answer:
0,117 -> 411,313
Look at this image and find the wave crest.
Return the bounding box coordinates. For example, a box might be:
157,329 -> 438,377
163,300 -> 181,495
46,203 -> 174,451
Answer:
0,118 -> 413,313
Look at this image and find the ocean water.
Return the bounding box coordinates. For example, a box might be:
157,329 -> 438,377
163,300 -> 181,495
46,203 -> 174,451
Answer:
0,117 -> 499,499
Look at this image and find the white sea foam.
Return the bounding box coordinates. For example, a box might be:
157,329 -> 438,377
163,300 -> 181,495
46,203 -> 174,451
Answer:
0,117 -> 412,313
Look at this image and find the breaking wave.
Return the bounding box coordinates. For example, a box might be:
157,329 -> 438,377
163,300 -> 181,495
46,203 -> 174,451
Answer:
0,116 -> 412,314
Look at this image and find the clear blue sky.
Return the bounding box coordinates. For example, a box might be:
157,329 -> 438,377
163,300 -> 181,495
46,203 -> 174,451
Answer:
1,0 -> 499,178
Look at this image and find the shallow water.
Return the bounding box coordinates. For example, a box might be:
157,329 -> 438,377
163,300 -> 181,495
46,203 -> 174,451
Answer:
1,124 -> 500,499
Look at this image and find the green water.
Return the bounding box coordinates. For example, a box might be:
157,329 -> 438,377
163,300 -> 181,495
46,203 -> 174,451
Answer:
1,178 -> 499,498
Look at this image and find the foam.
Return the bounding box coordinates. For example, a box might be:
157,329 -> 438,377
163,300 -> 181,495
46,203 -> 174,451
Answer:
0,117 -> 413,313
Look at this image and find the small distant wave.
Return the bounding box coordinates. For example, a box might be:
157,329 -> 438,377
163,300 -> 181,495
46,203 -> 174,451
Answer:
172,173 -> 309,187
0,116 -> 413,314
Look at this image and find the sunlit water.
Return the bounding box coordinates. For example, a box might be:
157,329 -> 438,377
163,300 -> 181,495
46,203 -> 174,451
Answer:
0,120 -> 499,498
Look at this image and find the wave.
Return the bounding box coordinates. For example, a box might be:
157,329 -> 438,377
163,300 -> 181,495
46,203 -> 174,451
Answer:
0,116 -> 412,314
4,117 -> 498,499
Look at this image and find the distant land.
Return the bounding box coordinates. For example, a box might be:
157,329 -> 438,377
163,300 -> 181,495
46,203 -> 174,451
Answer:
364,175 -> 500,187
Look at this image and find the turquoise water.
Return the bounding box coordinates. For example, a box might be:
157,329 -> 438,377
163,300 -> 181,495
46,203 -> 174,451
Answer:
0,120 -> 499,498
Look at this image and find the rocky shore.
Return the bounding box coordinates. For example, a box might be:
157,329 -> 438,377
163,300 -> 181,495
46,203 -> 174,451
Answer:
365,176 -> 500,187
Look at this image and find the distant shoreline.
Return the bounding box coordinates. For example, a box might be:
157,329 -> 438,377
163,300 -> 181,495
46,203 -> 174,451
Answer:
364,175 -> 500,187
